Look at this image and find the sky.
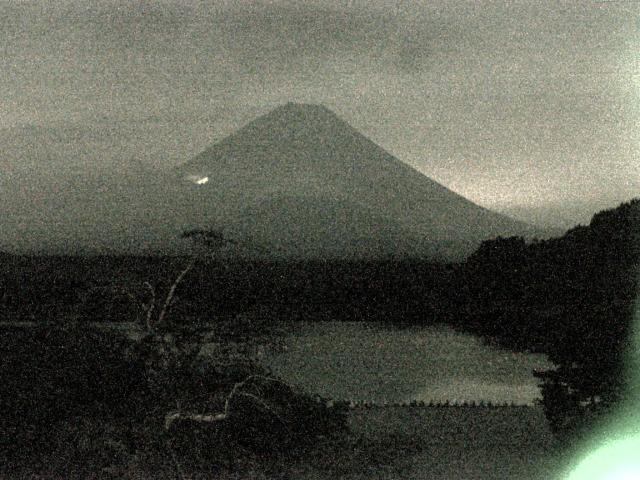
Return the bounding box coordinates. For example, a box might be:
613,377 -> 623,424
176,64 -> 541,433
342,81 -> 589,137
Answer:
2,0 -> 639,228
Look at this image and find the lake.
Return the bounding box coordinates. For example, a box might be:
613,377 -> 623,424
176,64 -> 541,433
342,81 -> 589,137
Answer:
261,321 -> 552,405
1,319 -> 552,405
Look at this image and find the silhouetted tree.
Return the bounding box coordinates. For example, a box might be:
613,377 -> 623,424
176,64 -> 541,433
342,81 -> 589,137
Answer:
457,199 -> 639,442
532,199 -> 640,442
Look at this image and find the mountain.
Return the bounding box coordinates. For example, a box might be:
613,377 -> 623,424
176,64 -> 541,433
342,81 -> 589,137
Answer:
172,102 -> 541,260
0,103 -> 541,258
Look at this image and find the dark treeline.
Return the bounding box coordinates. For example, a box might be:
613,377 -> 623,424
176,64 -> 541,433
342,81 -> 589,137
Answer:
0,253 -> 456,326
453,198 -> 639,354
453,198 -> 640,441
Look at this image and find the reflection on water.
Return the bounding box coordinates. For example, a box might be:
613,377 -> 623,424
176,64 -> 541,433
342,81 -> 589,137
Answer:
262,321 -> 552,405
414,379 -> 543,405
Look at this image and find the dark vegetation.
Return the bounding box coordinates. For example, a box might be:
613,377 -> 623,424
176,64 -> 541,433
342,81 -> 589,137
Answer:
0,255 -> 454,325
453,198 -> 640,444
0,321 -> 348,477
1,198 -> 638,475
1,241 -> 353,477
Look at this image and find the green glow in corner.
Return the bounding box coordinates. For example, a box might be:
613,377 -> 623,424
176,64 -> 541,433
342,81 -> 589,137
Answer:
563,268 -> 640,480
565,436 -> 640,479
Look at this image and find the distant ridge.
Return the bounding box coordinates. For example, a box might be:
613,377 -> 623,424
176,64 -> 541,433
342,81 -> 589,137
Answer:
172,102 -> 540,260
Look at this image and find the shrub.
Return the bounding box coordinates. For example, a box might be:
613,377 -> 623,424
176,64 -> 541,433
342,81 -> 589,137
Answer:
1,250 -> 351,476
0,319 -> 349,476
0,323 -> 146,463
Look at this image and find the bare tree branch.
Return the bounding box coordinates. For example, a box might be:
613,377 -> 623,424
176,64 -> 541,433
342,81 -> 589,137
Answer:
156,257 -> 196,329
164,375 -> 288,431
143,281 -> 156,331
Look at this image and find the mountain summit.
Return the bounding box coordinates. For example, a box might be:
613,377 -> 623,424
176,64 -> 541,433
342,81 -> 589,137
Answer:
172,103 -> 539,260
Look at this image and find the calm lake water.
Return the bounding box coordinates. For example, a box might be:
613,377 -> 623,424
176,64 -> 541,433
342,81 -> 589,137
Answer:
261,321 -> 552,405
2,319 -> 552,405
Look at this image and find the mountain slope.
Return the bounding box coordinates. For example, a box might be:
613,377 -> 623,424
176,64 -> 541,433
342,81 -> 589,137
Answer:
173,102 -> 539,260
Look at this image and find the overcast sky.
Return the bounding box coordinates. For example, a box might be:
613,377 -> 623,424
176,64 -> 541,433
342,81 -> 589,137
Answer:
2,0 -> 639,227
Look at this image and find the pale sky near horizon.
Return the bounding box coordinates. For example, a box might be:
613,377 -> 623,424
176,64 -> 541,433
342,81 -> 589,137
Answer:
2,0 -> 639,227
